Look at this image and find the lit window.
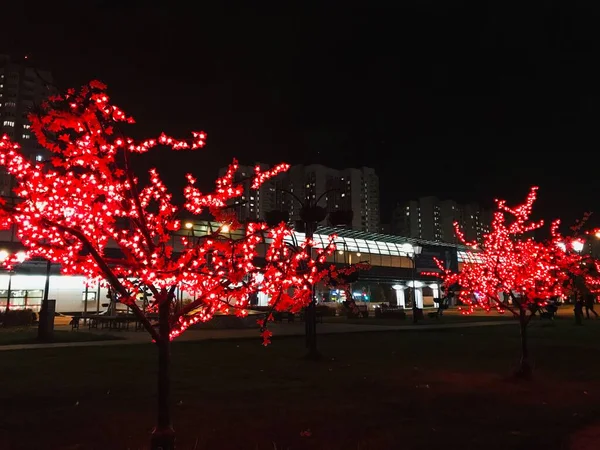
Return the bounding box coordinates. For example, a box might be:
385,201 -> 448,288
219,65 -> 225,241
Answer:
3,121 -> 14,127
23,124 -> 30,129
22,134 -> 30,139
35,155 -> 43,162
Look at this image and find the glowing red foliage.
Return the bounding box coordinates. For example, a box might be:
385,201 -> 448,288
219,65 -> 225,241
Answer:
436,187 -> 578,317
0,81 -> 335,344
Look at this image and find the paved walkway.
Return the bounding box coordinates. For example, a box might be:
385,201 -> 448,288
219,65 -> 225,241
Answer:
0,320 -> 515,352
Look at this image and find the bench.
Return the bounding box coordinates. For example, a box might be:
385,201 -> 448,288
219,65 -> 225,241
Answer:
375,306 -> 407,320
273,311 -> 296,323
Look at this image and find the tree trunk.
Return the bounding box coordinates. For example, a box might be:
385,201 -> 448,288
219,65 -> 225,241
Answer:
515,309 -> 532,379
304,223 -> 320,361
151,300 -> 175,450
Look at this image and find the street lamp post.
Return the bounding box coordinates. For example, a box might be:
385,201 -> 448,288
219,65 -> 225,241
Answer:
267,190 -> 353,361
411,244 -> 423,324
38,259 -> 53,341
0,249 -> 28,315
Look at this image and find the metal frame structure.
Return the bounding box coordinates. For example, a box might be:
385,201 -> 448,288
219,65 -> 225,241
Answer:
177,221 -> 477,262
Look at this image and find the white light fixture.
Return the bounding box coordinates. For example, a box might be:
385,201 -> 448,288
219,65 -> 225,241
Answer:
400,243 -> 414,253
392,284 -> 403,290
0,249 -> 8,262
356,252 -> 361,257
221,224 -> 230,233
184,222 -> 193,229
413,245 -> 423,255
572,240 -> 584,253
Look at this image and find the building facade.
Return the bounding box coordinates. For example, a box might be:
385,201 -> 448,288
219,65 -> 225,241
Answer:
219,163 -> 381,233
392,196 -> 492,244
0,55 -> 54,196
0,221 -> 477,314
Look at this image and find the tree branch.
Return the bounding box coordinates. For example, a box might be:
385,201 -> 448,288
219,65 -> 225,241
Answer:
122,148 -> 156,255
42,218 -> 161,342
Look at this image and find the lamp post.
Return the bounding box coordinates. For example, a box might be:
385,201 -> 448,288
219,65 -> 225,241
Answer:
38,259 -> 53,341
267,189 -> 353,361
411,244 -> 423,324
0,249 -> 28,314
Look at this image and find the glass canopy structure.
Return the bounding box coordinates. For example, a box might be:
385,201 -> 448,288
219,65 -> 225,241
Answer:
179,221 -> 478,268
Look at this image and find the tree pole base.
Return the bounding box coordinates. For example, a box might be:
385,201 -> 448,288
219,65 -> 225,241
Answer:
151,426 -> 176,450
513,361 -> 532,380
304,347 -> 322,361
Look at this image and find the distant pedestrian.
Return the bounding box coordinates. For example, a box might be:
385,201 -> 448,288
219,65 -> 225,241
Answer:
437,291 -> 453,317
584,293 -> 599,319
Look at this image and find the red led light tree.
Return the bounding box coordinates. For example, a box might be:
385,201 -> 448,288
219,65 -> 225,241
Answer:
0,81 -> 331,449
437,187 -> 577,378
551,220 -> 600,310
253,226 -> 368,346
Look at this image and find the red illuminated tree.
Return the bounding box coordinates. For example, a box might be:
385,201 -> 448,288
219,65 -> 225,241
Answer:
551,221 -> 600,314
437,187 -> 578,378
0,81 -> 338,449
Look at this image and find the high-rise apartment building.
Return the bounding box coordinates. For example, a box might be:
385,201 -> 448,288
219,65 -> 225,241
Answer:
0,55 -> 54,196
217,163 -> 287,223
286,165 -> 380,232
392,196 -> 491,244
217,163 -> 381,232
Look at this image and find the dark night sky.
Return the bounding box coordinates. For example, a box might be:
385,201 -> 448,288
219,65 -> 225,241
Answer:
3,2 -> 600,226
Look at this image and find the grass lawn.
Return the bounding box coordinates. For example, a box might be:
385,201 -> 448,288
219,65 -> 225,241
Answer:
0,328 -> 123,346
0,318 -> 599,449
323,312 -> 514,327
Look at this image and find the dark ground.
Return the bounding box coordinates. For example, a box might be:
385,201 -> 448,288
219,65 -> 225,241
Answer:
0,318 -> 599,449
0,329 -> 121,346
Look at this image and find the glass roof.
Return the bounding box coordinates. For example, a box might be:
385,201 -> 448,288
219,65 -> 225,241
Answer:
456,251 -> 484,263
178,221 -> 477,259
285,232 -> 417,256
